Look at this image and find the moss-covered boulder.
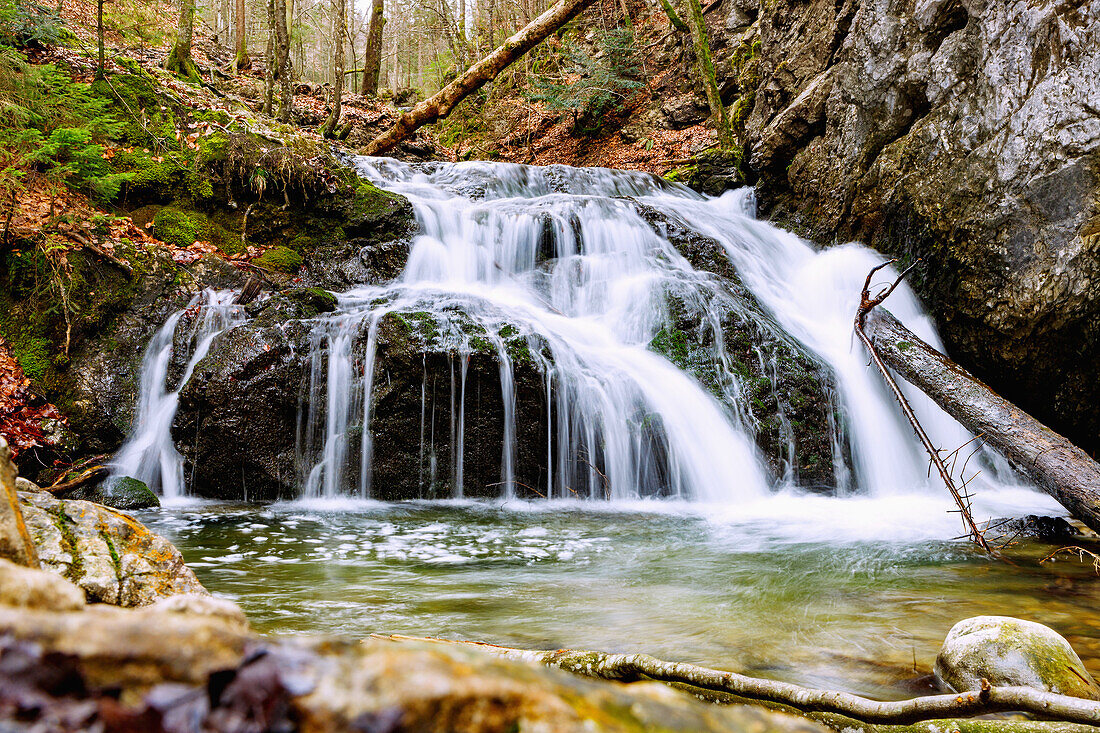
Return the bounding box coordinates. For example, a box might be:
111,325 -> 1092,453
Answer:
65,476 -> 160,511
935,616 -> 1100,700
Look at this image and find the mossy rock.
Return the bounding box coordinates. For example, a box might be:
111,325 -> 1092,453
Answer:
153,207 -> 208,248
280,287 -> 337,313
935,616 -> 1100,700
66,476 -> 160,511
255,246 -> 304,274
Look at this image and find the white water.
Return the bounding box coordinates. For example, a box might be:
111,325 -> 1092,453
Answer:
116,159 -> 1061,523
109,290 -> 245,498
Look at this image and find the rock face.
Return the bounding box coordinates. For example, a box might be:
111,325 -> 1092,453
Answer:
0,600 -> 828,733
174,291 -> 551,501
18,491 -> 207,606
706,0 -> 1100,453
935,616 -> 1100,699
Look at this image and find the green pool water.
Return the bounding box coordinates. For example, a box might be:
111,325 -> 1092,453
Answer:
137,493 -> 1100,699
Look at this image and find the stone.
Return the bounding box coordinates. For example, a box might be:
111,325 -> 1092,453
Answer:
17,491 -> 207,606
0,604 -> 830,733
14,477 -> 42,492
146,592 -> 249,629
0,437 -> 38,568
0,557 -> 85,611
728,0 -> 1100,454
66,475 -> 161,510
935,616 -> 1100,700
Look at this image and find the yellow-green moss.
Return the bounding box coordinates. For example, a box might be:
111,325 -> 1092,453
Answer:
255,246 -> 303,273
153,207 -> 208,248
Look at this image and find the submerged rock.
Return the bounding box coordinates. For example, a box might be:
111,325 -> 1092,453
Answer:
18,491 -> 206,606
935,616 -> 1100,700
0,602 -> 827,733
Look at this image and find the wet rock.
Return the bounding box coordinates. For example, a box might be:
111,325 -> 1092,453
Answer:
935,616 -> 1100,700
65,476 -> 160,511
174,297 -> 550,501
18,491 -> 207,606
0,558 -> 85,611
982,515 -> 1081,544
734,0 -> 1100,454
0,605 -> 829,733
665,149 -> 746,196
637,205 -> 848,491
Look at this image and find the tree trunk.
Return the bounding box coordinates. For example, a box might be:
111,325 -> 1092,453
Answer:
263,0 -> 276,114
165,0 -> 200,80
235,0 -> 250,69
361,0 -> 384,95
864,309 -> 1100,534
95,0 -> 105,79
320,0 -> 347,137
682,0 -> 732,147
363,0 -> 597,155
274,0 -> 293,120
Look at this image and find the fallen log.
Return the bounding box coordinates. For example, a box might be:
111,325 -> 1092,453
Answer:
362,0 -> 598,156
864,308 -> 1100,535
375,635 -> 1100,726
45,466 -> 109,495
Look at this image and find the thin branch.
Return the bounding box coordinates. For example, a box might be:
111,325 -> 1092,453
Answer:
375,635 -> 1100,726
853,260 -> 995,554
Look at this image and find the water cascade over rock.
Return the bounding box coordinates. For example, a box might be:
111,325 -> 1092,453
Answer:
120,160 -> 1028,503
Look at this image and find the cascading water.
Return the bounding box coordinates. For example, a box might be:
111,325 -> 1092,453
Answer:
109,290 -> 245,499
118,159 -> 1053,512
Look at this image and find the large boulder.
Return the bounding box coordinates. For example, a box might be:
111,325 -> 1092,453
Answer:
935,616 -> 1100,700
725,0 -> 1100,454
0,603 -> 829,733
173,291 -> 551,501
18,491 -> 207,606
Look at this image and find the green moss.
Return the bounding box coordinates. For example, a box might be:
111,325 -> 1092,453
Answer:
100,529 -> 122,579
255,246 -> 303,273
49,506 -> 83,583
649,326 -> 691,368
153,207 -> 208,248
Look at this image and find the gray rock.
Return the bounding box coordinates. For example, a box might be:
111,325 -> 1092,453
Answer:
18,491 -> 207,606
935,616 -> 1100,699
0,557 -> 85,611
14,477 -> 42,493
731,0 -> 1100,454
0,437 -> 38,568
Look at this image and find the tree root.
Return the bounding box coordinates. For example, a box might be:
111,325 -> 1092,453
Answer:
374,635 -> 1100,726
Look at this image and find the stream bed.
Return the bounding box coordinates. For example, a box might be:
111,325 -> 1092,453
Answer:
138,490 -> 1100,700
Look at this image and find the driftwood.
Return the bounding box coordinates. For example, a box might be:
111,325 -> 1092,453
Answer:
362,0 -> 598,156
854,262 -> 994,551
45,466 -> 109,495
376,635 -> 1100,726
863,304 -> 1100,536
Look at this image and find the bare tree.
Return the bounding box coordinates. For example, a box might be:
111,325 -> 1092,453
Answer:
320,0 -> 348,137
361,0 -> 385,95
166,0 -> 201,80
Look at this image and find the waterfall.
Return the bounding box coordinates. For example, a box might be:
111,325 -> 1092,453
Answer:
109,290 -> 244,498
117,159 -> 1036,504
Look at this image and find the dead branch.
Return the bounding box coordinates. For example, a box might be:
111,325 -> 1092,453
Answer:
375,635 -> 1100,726
45,466 -> 109,495
1040,546 -> 1100,574
863,304 -> 1100,535
854,261 -> 994,552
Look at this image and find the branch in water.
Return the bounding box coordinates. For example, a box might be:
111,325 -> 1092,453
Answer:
852,260 -> 995,553
375,635 -> 1100,726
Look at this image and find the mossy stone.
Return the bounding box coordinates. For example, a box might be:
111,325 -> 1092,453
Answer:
153,207 -> 208,248
255,246 -> 304,274
935,616 -> 1100,700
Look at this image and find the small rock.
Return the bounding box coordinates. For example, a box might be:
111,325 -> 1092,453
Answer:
0,557 -> 85,611
14,477 -> 43,493
147,593 -> 249,629
935,616 -> 1100,700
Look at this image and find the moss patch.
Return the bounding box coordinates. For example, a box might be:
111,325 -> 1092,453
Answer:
255,246 -> 304,273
